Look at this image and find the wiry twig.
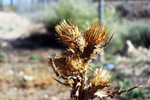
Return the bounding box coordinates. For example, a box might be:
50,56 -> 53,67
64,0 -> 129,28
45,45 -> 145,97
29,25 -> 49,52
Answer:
49,57 -> 61,77
107,85 -> 139,98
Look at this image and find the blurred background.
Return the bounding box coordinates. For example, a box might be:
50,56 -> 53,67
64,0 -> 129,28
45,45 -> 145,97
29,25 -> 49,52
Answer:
0,0 -> 150,100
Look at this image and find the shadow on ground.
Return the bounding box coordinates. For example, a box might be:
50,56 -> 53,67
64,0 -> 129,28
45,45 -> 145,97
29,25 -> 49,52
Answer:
10,32 -> 66,50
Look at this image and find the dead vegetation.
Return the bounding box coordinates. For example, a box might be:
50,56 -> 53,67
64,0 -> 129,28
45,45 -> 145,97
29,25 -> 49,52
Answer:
48,20 -> 139,100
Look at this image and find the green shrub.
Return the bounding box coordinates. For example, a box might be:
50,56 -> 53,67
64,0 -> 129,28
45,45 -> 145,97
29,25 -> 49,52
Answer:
124,22 -> 150,48
43,0 -> 98,30
103,6 -> 130,52
103,6 -> 150,52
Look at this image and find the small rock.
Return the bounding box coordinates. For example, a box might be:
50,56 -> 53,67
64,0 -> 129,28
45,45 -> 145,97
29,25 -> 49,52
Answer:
13,87 -> 18,91
19,71 -> 24,76
44,94 -> 49,99
23,75 -> 34,81
50,96 -> 60,100
7,70 -> 14,75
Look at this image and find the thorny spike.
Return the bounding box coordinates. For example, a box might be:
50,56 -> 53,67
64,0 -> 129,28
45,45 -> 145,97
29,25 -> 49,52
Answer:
53,78 -> 70,86
100,33 -> 114,48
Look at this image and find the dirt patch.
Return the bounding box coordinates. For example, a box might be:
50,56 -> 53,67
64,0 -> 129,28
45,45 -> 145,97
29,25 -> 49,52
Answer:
0,11 -> 45,40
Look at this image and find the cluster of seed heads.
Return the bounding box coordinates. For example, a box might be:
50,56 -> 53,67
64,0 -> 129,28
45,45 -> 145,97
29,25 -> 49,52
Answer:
48,20 -> 139,100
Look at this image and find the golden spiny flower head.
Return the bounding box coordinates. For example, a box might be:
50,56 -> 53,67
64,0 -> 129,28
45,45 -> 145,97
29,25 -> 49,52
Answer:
55,20 -> 86,53
85,23 -> 108,46
91,68 -> 111,86
67,56 -> 84,72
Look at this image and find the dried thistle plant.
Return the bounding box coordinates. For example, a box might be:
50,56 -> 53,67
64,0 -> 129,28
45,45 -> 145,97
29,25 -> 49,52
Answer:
48,20 -> 139,100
